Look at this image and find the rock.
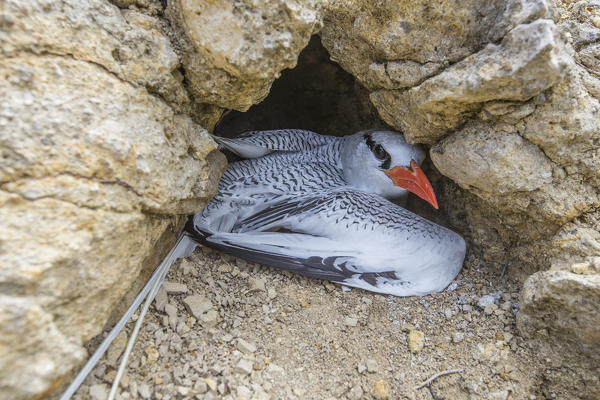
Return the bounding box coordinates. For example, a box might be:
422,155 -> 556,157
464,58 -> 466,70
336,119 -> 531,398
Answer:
0,2 -> 226,398
408,329 -> 425,353
107,330 -> 128,366
267,363 -> 284,373
154,287 -> 168,312
267,288 -> 278,300
237,385 -> 252,399
162,282 -> 189,295
518,270 -> 600,360
452,332 -> 465,343
248,277 -> 267,292
236,338 -> 257,354
164,303 -> 179,330
478,293 -> 503,309
373,380 -> 391,400
138,382 -> 152,399
222,334 -> 234,343
235,359 -> 254,375
200,310 -> 219,327
89,384 -> 108,400
373,20 -> 568,144
344,316 -> 358,327
348,385 -> 364,400
183,295 -> 213,319
166,0 -> 323,111
484,304 -> 499,315
357,364 -> 367,374
204,378 -> 218,392
366,359 -> 379,373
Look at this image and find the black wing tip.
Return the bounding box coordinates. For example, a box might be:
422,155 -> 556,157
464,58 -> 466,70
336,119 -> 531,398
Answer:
184,215 -> 210,243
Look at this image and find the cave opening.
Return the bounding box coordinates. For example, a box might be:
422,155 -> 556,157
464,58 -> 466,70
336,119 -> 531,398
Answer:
213,35 -> 469,243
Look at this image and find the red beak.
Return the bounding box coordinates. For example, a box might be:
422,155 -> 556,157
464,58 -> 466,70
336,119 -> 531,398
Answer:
384,160 -> 439,209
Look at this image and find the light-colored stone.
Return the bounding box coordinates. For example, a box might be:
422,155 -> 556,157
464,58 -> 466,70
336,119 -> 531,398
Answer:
236,338 -> 257,354
163,282 -> 189,295
89,384 -> 108,400
408,329 -> 425,353
183,295 -> 213,319
166,0 -> 323,111
248,277 -> 267,292
0,3 -> 227,398
373,380 -> 390,400
372,20 -> 569,144
235,359 -> 254,375
107,331 -> 128,366
348,385 -> 364,400
518,269 -> 600,360
366,358 -> 379,373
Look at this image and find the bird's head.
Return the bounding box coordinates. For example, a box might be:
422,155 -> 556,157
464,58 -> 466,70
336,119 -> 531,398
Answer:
341,130 -> 438,209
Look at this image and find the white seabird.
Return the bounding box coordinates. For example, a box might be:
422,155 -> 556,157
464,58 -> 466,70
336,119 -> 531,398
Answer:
186,129 -> 466,296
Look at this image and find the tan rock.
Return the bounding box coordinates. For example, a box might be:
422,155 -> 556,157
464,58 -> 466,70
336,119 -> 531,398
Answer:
408,329 -> 425,353
372,20 -> 569,144
167,0 -> 323,111
518,269 -> 600,360
0,4 -> 225,400
373,380 -> 390,400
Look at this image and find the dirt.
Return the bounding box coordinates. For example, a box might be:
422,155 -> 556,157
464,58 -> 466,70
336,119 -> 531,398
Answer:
69,241 -> 555,400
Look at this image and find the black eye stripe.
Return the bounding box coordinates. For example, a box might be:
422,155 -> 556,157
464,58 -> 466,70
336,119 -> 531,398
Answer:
363,133 -> 391,170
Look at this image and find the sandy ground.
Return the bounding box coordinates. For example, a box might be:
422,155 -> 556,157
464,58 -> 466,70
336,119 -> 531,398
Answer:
72,244 -> 546,400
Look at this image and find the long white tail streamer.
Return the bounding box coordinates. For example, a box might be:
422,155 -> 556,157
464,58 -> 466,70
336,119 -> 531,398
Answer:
59,234 -> 196,400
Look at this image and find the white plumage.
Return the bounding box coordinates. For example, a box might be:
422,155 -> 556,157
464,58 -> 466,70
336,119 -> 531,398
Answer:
187,129 -> 465,296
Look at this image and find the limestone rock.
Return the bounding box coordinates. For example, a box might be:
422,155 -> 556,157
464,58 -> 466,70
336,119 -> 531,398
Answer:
518,269 -> 600,360
167,0 -> 323,111
431,126 -> 554,194
372,20 -> 569,144
0,3 -> 226,400
1,0 -> 189,110
321,0 -> 553,92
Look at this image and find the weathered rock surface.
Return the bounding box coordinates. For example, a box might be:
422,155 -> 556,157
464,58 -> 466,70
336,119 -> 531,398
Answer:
166,0 -> 323,111
0,1 -> 226,399
372,20 -> 569,144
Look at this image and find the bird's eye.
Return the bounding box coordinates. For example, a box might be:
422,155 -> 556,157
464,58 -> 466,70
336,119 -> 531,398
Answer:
373,144 -> 387,160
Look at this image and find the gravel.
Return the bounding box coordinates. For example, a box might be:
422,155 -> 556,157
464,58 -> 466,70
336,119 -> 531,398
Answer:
75,247 -> 547,400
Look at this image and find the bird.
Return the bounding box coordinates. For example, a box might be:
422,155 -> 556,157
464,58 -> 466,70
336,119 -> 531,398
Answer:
185,129 -> 466,296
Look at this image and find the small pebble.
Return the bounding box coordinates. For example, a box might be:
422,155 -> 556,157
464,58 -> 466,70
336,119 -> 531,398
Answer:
162,281 -> 188,294
107,330 -> 128,365
366,358 -> 379,373
408,329 -> 425,353
357,364 -> 367,374
222,333 -> 234,343
478,292 -> 502,309
267,287 -> 277,299
200,310 -> 219,327
373,380 -> 390,400
236,338 -> 257,354
89,384 -> 108,400
204,377 -> 218,391
344,316 -> 358,327
484,303 -> 498,315
183,295 -> 212,319
348,385 -> 364,400
452,332 -> 464,343
267,363 -> 284,373
248,277 -> 266,292
138,382 -> 152,399
154,286 -> 168,312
